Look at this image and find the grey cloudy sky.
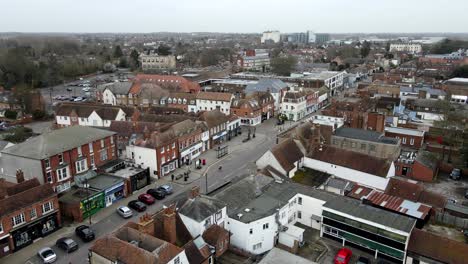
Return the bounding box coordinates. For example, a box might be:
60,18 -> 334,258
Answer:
1,0 -> 467,33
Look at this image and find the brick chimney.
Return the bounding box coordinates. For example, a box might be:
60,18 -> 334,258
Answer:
189,186 -> 200,199
16,169 -> 25,183
162,207 -> 177,244
138,213 -> 155,236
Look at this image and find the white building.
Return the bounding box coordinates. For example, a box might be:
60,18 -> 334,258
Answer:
140,53 -> 176,70
281,91 -> 307,121
307,30 -> 316,44
101,82 -> 133,106
196,92 -> 234,115
55,103 -> 128,128
245,79 -> 288,112
389,43 -> 422,54
256,139 -> 305,178
302,71 -> 345,96
310,115 -> 344,130
261,31 -> 281,43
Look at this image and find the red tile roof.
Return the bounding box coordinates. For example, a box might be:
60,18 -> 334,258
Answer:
135,74 -> 201,93
196,92 -> 233,102
0,182 -> 56,216
271,139 -> 304,172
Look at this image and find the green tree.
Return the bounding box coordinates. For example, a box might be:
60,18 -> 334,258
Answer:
4,127 -> 34,143
113,45 -> 123,58
451,65 -> 468,78
129,49 -> 140,70
360,41 -> 371,58
118,56 -> 129,68
157,45 -> 172,56
270,56 -> 297,76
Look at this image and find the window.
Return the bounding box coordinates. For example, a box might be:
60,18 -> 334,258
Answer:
89,142 -> 94,153
46,171 -> 53,183
161,156 -> 165,164
42,201 -> 53,214
253,243 -> 262,250
298,211 -> 302,219
101,139 -> 105,148
111,146 -> 115,157
369,145 -> 376,151
58,154 -> 63,164
100,150 -> 108,161
90,155 -> 95,167
172,142 -> 176,149
216,211 -> 222,221
11,213 -> 25,227
0,222 -> 3,234
77,146 -> 82,156
204,218 -> 212,228
44,159 -> 50,169
30,208 -> 37,219
76,159 -> 87,173
57,167 -> 68,181
110,136 -> 114,144
410,138 -> 415,145
298,197 -> 302,205
360,143 -> 366,150
249,228 -> 253,234
161,148 -> 165,154
263,223 -> 269,229
174,257 -> 180,264
402,137 -> 407,144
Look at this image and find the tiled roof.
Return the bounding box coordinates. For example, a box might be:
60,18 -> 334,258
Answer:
271,139 -> 304,172
308,146 -> 391,177
109,121 -> 171,138
135,74 -> 201,93
408,229 -> 468,264
199,110 -> 229,128
136,129 -> 177,149
105,82 -> 133,95
245,78 -> 288,93
0,178 -> 15,199
231,98 -> 260,110
1,126 -> 115,160
6,178 -> 40,196
56,103 -> 123,120
196,92 -> 233,102
202,224 -> 229,246
0,182 -> 56,217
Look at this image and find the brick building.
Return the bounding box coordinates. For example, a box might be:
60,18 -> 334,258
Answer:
394,151 -> 439,182
384,127 -> 425,149
322,97 -> 377,131
0,126 -> 118,193
231,98 -> 263,126
0,177 -> 60,257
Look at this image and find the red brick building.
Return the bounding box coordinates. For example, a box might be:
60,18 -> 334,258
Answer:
322,97 -> 377,131
0,126 -> 118,193
231,98 -> 263,126
384,127 -> 425,149
0,177 -> 60,257
394,151 -> 439,182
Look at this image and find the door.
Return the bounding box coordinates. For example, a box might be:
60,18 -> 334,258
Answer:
105,195 -> 113,207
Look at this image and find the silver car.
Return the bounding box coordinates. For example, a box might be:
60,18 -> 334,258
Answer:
157,184 -> 173,195
38,247 -> 57,263
117,206 -> 133,218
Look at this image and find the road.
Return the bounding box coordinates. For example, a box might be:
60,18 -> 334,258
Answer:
19,119 -> 281,264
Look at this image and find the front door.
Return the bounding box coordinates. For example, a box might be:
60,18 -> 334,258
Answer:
105,195 -> 113,207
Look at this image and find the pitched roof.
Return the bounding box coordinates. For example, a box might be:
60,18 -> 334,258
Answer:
6,178 -> 40,196
136,129 -> 177,149
0,182 -> 56,217
231,98 -> 261,110
109,121 -> 171,138
283,91 -> 306,100
385,177 -> 446,209
138,83 -> 170,99
0,178 -> 15,199
196,92 -> 233,102
1,126 -> 116,160
245,78 -> 288,93
105,82 -> 133,95
135,74 -> 201,93
271,139 -> 304,172
334,127 -> 399,145
177,195 -> 226,222
199,110 -> 229,128
308,146 -> 391,177
171,120 -> 200,137
408,229 -> 468,264
56,103 -> 123,120
202,224 -> 230,246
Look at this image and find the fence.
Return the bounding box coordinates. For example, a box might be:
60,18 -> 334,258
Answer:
434,211 -> 468,229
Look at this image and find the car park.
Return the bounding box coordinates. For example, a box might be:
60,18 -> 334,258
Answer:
75,225 -> 95,242
128,200 -> 147,212
147,188 -> 166,200
138,193 -> 156,205
334,248 -> 352,264
157,184 -> 173,195
117,206 -> 133,218
37,247 -> 57,263
56,237 -> 78,253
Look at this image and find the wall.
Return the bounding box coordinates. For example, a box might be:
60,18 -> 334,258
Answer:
295,194 -> 327,230
180,206 -> 227,238
103,89 -> 116,105
0,156 -> 43,184
126,145 -> 158,177
196,99 -> 232,115
256,151 -> 287,176
303,157 -> 390,190
331,135 -> 401,160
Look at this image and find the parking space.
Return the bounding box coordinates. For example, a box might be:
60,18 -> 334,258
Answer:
424,171 -> 468,205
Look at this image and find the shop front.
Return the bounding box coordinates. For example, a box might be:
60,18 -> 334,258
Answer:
81,192 -> 105,220
10,213 -> 60,252
104,181 -> 125,207
160,159 -> 178,177
212,131 -> 227,146
180,142 -> 203,165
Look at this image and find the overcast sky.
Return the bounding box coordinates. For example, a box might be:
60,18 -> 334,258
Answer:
1,0 -> 467,33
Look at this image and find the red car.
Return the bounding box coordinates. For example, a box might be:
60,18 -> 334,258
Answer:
334,248 -> 352,264
138,193 -> 155,205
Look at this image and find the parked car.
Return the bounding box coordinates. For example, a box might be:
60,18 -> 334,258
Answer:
356,256 -> 371,264
147,188 -> 166,200
75,225 -> 95,242
138,193 -> 156,205
128,200 -> 147,212
117,206 -> 133,218
66,87 -> 73,92
37,247 -> 57,263
157,184 -> 173,195
450,168 -> 462,180
334,248 -> 352,264
56,237 -> 78,253
82,87 -> 90,92
448,197 -> 458,204
73,97 -> 84,102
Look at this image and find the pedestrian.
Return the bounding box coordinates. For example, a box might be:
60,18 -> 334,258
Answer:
171,174 -> 174,181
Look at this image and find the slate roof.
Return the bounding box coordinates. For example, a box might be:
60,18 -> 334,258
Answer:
0,182 -> 56,217
1,126 -> 116,160
408,229 -> 468,264
271,139 -> 305,172
135,74 -> 201,93
109,121 -> 171,138
245,78 -> 288,93
334,127 -> 399,145
55,103 -> 124,120
105,82 -> 133,95
177,195 -> 226,222
324,197 -> 416,233
308,146 -> 391,177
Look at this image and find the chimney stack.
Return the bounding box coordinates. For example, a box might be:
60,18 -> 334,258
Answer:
16,169 -> 25,183
162,207 -> 177,244
189,186 -> 200,199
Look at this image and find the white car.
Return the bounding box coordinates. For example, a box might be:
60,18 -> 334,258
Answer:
82,87 -> 90,92
117,206 -> 133,218
73,97 -> 84,102
38,247 -> 57,263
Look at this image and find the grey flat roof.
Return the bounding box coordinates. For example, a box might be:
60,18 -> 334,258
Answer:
88,174 -> 124,191
334,127 -> 399,145
324,197 -> 416,233
303,71 -> 341,80
245,79 -> 288,93
1,126 -> 115,160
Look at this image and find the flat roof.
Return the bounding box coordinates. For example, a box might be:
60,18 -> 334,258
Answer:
111,166 -> 146,178
303,71 -> 342,80
259,248 -> 317,264
88,174 -> 124,191
384,127 -> 425,137
324,197 -> 416,233
334,127 -> 399,145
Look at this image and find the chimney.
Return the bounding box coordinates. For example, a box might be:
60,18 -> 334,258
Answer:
163,207 -> 177,244
189,186 -> 200,199
16,169 -> 25,183
138,213 -> 155,236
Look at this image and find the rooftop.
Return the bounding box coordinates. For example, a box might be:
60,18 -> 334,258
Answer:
303,71 -> 342,81
384,127 -> 425,137
245,78 -> 288,93
324,197 -> 416,233
364,190 -> 431,220
258,247 -> 317,264
1,126 -> 115,160
334,127 -> 399,145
